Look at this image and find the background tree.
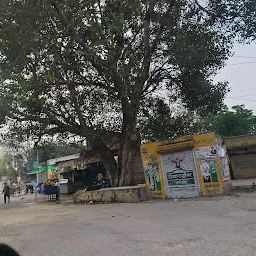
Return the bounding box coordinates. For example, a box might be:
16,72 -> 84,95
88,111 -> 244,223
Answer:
0,0 -> 255,186
36,142 -> 80,163
210,105 -> 256,138
144,103 -> 256,141
141,98 -> 211,141
0,136 -> 80,181
0,154 -> 25,182
0,154 -> 12,180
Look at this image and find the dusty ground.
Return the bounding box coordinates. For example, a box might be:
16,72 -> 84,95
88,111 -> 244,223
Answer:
232,178 -> 256,187
1,193 -> 256,256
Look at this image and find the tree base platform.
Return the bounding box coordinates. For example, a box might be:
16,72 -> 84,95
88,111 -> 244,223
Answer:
73,184 -> 148,204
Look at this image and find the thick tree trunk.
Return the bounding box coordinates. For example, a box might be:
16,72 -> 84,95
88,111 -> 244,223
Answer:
91,141 -> 119,187
100,152 -> 119,187
117,108 -> 140,186
89,106 -> 140,187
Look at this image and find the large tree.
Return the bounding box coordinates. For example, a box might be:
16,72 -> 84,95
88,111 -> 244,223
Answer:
144,103 -> 256,141
141,98 -> 209,141
0,0 -> 255,186
210,105 -> 256,138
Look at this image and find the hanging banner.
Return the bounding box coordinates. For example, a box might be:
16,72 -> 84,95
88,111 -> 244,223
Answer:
195,145 -> 222,196
26,164 -> 57,175
144,155 -> 162,192
196,146 -> 218,183
195,146 -> 217,159
217,146 -> 231,181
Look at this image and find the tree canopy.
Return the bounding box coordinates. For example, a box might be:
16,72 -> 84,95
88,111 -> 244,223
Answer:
141,98 -> 206,141
0,139 -> 79,182
144,103 -> 256,141
0,154 -> 25,182
0,0 -> 255,186
211,105 -> 256,138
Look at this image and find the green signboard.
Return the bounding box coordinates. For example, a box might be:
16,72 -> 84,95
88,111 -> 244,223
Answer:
26,164 -> 57,175
166,171 -> 195,186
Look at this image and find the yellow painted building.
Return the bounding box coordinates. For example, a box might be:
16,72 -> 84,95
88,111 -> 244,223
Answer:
226,134 -> 256,179
140,132 -> 231,199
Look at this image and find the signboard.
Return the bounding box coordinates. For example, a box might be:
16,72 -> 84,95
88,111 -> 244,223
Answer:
144,153 -> 161,191
195,146 -> 219,183
195,146 -> 223,196
218,146 -> 231,181
166,171 -> 195,186
161,150 -> 200,199
26,164 -> 57,175
195,146 -> 217,159
198,159 -> 219,183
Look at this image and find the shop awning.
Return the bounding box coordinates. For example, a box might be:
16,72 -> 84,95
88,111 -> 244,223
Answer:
26,164 -> 57,175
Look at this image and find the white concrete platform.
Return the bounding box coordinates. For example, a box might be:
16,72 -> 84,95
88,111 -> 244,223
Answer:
73,184 -> 148,204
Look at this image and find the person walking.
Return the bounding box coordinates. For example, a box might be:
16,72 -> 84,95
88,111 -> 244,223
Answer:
17,182 -> 21,196
55,179 -> 60,203
1,182 -> 10,204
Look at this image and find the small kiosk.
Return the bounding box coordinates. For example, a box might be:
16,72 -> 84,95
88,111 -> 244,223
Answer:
140,132 -> 231,199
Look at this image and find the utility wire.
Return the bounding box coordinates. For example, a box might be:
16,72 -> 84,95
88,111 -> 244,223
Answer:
228,96 -> 256,102
228,93 -> 256,98
232,56 -> 256,59
227,61 -> 256,66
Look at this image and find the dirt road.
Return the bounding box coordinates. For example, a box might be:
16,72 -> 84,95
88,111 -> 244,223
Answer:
1,193 -> 256,256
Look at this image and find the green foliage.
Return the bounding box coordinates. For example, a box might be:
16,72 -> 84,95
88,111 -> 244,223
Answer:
34,142 -> 80,163
0,155 -> 10,178
0,154 -> 25,182
0,0 -> 255,185
141,99 -> 208,141
144,103 -> 256,142
202,0 -> 256,41
0,0 -> 252,138
0,137 -> 79,179
210,105 -> 256,138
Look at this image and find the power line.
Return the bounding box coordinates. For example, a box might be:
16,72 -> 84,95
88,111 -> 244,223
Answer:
229,93 -> 256,98
232,56 -> 256,59
228,96 -> 256,102
227,61 -> 256,66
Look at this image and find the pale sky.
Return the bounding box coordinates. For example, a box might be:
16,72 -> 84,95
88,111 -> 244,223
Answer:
215,42 -> 256,113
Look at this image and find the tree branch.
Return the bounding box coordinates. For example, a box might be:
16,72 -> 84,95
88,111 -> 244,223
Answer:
51,0 -> 117,83
150,1 -> 178,53
142,60 -> 170,94
67,83 -> 87,128
143,3 -> 153,69
194,0 -> 235,21
119,23 -> 144,61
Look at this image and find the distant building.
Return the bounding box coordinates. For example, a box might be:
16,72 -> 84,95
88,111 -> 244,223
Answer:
26,152 -> 144,189
226,134 -> 256,179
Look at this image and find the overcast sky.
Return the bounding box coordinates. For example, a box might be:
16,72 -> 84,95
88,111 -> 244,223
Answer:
214,42 -> 256,113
